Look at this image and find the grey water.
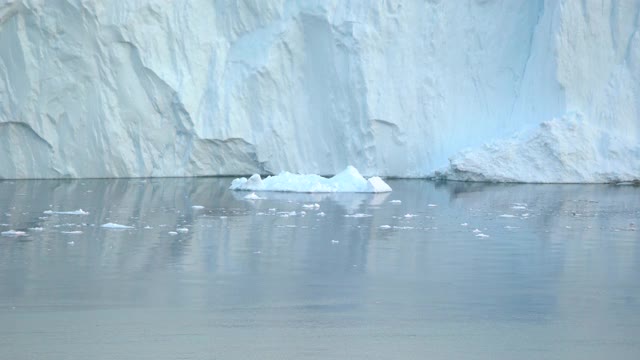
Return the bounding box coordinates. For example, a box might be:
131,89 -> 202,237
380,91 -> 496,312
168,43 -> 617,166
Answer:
0,178 -> 639,360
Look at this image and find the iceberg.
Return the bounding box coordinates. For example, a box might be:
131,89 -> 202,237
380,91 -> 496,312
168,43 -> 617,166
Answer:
230,166 -> 392,193
433,115 -> 640,183
0,1 -> 638,182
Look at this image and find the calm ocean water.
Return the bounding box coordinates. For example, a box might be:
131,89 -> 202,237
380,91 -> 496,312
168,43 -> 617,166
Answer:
1,178 -> 639,359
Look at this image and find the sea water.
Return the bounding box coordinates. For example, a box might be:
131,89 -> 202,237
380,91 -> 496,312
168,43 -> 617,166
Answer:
1,179 -> 639,359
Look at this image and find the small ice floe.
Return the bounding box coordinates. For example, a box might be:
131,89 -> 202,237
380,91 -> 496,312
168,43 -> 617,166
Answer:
191,205 -> 205,210
168,231 -> 178,236
504,226 -> 519,230
61,231 -> 83,234
344,213 -> 372,218
302,203 -> 320,209
100,223 -> 134,230
67,241 -> 75,245
460,223 -> 468,227
475,233 -> 490,238
256,212 -> 266,216
404,213 -> 418,218
229,166 -> 391,193
394,226 -> 414,230
512,205 -> 527,210
1,230 -> 26,237
390,200 -> 402,204
472,229 -> 482,233
176,228 -> 189,233
243,192 -> 263,200
499,214 -> 516,218
278,211 -> 297,218
44,209 -> 89,215
317,212 -> 326,217
29,227 -> 44,232
427,204 -> 438,207
379,225 -> 392,229
144,226 -> 153,229
220,216 -> 228,219
331,240 -> 340,244
521,213 -> 530,218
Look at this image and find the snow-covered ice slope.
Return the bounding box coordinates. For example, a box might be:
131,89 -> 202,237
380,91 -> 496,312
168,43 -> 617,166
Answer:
0,0 -> 638,181
433,114 -> 640,183
230,166 -> 392,193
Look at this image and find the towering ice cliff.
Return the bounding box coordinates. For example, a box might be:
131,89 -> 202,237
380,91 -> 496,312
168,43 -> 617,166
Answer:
0,0 -> 638,181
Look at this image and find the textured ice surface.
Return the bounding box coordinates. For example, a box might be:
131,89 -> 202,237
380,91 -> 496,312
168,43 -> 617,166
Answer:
434,115 -> 640,183
230,166 -> 392,193
0,1 -> 639,181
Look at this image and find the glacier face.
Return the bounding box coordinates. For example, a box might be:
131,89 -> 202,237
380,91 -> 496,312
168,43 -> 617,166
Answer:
0,0 -> 638,181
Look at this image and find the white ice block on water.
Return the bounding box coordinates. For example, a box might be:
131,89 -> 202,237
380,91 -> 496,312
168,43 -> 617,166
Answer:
230,166 -> 392,193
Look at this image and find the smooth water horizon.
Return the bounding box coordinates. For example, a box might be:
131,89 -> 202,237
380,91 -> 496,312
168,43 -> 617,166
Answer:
1,178 -> 639,359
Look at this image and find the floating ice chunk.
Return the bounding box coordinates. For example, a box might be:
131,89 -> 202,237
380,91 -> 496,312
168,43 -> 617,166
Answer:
44,209 -> 89,215
62,231 -> 83,234
1,230 -> 26,237
230,166 -> 392,193
302,203 -> 320,209
191,205 -> 205,210
344,213 -> 372,218
404,214 -> 418,218
331,240 -> 340,244
317,212 -> 326,217
390,200 -> 402,204
505,226 -> 519,230
379,225 -> 392,229
67,241 -> 75,245
499,214 -> 516,218
472,228 -> 482,233
427,204 -> 438,207
512,205 -> 527,210
460,223 -> 468,226
144,226 -> 153,229
244,192 -> 263,200
101,223 -> 134,229
168,231 -> 178,236
29,227 -> 44,231
176,228 -> 189,233
475,233 -> 490,238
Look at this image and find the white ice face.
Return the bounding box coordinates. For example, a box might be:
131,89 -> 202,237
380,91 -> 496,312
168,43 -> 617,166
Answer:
1,1 -> 638,182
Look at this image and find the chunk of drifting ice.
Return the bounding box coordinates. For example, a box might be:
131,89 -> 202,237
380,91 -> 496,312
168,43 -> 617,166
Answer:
427,204 -> 438,207
379,225 -> 392,229
101,223 -> 134,229
176,228 -> 189,233
191,205 -> 205,210
302,203 -> 320,209
168,231 -> 178,236
499,214 -> 516,218
404,213 -> 418,218
229,166 -> 391,193
29,227 -> 44,231
44,209 -> 89,215
472,229 -> 482,233
1,230 -> 27,237
460,223 -> 468,226
317,212 -> 326,217
475,233 -> 490,238
344,213 -> 372,218
390,200 -> 402,204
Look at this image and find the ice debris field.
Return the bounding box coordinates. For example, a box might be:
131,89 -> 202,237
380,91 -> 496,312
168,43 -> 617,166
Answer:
230,166 -> 392,193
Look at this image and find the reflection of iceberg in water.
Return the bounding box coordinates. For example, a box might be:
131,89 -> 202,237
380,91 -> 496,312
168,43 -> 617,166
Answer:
231,190 -> 390,214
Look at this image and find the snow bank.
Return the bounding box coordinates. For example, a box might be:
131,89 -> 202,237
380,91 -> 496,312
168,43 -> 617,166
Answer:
230,166 -> 392,193
433,115 -> 640,183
